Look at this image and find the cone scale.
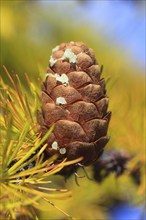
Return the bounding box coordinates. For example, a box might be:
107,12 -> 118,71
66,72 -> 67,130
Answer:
40,42 -> 111,165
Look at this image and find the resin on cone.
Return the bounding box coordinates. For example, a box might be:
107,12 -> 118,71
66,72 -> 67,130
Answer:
40,42 -> 111,165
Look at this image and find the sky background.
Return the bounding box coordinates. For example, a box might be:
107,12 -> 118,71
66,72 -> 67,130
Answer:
40,0 -> 145,72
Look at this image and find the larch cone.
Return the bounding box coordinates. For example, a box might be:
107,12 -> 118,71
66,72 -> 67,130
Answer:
40,41 -> 111,166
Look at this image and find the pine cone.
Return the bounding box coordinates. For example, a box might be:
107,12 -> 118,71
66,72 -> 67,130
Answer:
93,149 -> 132,182
40,41 -> 111,165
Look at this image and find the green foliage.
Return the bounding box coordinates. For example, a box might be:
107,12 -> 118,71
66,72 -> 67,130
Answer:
0,69 -> 82,220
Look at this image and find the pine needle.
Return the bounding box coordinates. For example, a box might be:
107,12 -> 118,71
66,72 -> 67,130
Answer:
0,70 -> 80,219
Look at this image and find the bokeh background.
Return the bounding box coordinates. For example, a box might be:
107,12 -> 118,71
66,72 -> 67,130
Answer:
1,0 -> 145,219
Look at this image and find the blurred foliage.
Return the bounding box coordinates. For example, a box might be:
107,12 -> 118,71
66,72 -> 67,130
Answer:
1,1 -> 145,219
0,69 -> 83,219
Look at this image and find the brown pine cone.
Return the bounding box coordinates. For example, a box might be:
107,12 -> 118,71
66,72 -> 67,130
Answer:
40,41 -> 111,165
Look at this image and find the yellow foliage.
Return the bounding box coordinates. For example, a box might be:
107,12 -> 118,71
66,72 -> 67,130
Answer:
1,6 -> 15,39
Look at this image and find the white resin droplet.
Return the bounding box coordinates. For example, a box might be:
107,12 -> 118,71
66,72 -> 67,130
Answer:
52,141 -> 59,150
46,73 -> 53,77
59,148 -> 66,155
55,73 -> 69,85
46,73 -> 69,86
52,45 -> 59,52
61,48 -> 77,63
49,56 -> 57,67
56,97 -> 67,105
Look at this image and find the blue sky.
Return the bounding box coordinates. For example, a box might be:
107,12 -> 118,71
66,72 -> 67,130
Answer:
108,202 -> 145,220
76,1 -> 145,68
41,0 -> 145,71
